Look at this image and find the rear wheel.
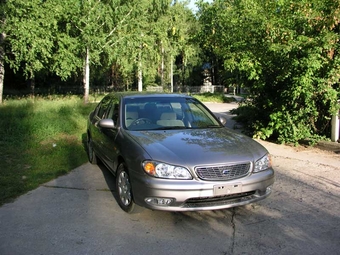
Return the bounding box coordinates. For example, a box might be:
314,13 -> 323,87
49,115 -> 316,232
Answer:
87,135 -> 97,164
116,163 -> 135,213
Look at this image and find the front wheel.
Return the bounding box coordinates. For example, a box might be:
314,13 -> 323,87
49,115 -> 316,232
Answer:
87,135 -> 97,164
116,163 -> 135,213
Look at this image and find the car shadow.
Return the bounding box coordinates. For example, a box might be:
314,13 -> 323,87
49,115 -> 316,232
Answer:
96,161 -> 116,192
95,158 -> 146,214
81,133 -> 114,200
81,134 -> 119,204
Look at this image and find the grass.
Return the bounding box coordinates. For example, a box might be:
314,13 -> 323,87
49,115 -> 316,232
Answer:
0,95 -> 97,206
192,92 -> 237,103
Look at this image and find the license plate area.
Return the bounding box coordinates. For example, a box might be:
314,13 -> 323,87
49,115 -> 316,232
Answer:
213,183 -> 242,196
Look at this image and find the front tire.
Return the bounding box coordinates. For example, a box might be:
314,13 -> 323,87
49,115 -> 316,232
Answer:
116,163 -> 135,213
87,135 -> 97,164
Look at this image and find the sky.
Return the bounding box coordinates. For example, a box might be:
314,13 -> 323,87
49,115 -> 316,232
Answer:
186,0 -> 213,12
188,0 -> 198,11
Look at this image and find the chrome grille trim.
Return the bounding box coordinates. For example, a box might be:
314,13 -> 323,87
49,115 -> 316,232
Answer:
195,162 -> 251,181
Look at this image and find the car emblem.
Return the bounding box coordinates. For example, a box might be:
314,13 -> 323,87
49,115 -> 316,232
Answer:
222,169 -> 230,175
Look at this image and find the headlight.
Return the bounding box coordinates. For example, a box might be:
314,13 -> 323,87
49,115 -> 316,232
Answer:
254,154 -> 272,173
143,161 -> 192,179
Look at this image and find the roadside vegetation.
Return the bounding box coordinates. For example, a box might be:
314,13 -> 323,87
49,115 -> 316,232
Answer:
0,95 -> 97,205
192,92 -> 237,103
198,1 -> 340,144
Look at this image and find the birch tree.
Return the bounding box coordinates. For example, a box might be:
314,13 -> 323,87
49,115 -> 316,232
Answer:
54,0 -> 139,102
0,1 -> 5,104
4,0 -> 57,96
3,0 -> 155,102
2,0 -> 199,101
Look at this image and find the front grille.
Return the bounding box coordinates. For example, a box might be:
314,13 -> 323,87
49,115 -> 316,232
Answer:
195,163 -> 251,181
184,191 -> 256,208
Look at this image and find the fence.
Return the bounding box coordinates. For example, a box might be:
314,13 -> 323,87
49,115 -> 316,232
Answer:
147,85 -> 225,93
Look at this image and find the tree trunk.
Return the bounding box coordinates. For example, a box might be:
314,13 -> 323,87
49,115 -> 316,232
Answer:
29,76 -> 35,97
0,32 -> 5,104
83,47 -> 90,104
170,56 -> 173,93
161,45 -> 164,89
138,51 -> 142,92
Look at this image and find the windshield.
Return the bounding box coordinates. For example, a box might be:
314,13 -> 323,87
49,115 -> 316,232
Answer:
123,96 -> 222,131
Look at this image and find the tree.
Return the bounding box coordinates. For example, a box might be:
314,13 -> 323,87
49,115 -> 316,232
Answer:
63,0 -> 175,97
2,0 -> 202,101
4,0 -> 59,95
196,0 -> 224,86
198,0 -> 340,144
169,2 -> 201,89
3,0 -> 166,102
53,0 -> 141,102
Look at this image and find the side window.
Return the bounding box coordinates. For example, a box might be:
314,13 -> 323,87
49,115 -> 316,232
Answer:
96,97 -> 112,119
107,103 -> 119,124
187,101 -> 219,127
105,96 -> 120,125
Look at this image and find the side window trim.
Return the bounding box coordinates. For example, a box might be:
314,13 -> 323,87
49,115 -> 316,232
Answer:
96,97 -> 112,119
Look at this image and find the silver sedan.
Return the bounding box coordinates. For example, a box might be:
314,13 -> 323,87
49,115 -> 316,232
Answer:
87,93 -> 274,213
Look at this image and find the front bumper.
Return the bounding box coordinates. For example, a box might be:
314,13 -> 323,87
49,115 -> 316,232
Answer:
131,168 -> 275,211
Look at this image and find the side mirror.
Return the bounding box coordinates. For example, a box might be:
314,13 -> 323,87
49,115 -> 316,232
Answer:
218,116 -> 227,126
98,119 -> 115,129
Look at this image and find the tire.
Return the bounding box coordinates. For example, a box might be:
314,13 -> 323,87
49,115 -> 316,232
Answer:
116,163 -> 135,213
87,135 -> 97,165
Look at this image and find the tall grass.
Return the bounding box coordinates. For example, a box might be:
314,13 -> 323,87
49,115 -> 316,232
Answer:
0,96 -> 97,205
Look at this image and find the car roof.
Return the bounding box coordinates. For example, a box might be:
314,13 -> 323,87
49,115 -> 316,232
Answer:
105,92 -> 192,100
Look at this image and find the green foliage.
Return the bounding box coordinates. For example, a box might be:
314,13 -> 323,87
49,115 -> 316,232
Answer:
0,96 -> 95,205
230,104 -> 260,136
4,0 -> 57,77
198,0 -> 340,144
2,0 -> 200,94
193,92 -> 237,103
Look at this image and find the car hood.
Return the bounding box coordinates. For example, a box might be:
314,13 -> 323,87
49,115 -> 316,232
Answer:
126,128 -> 267,166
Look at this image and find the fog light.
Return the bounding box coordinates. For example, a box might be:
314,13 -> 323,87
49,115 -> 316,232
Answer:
145,197 -> 174,206
266,185 -> 273,193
